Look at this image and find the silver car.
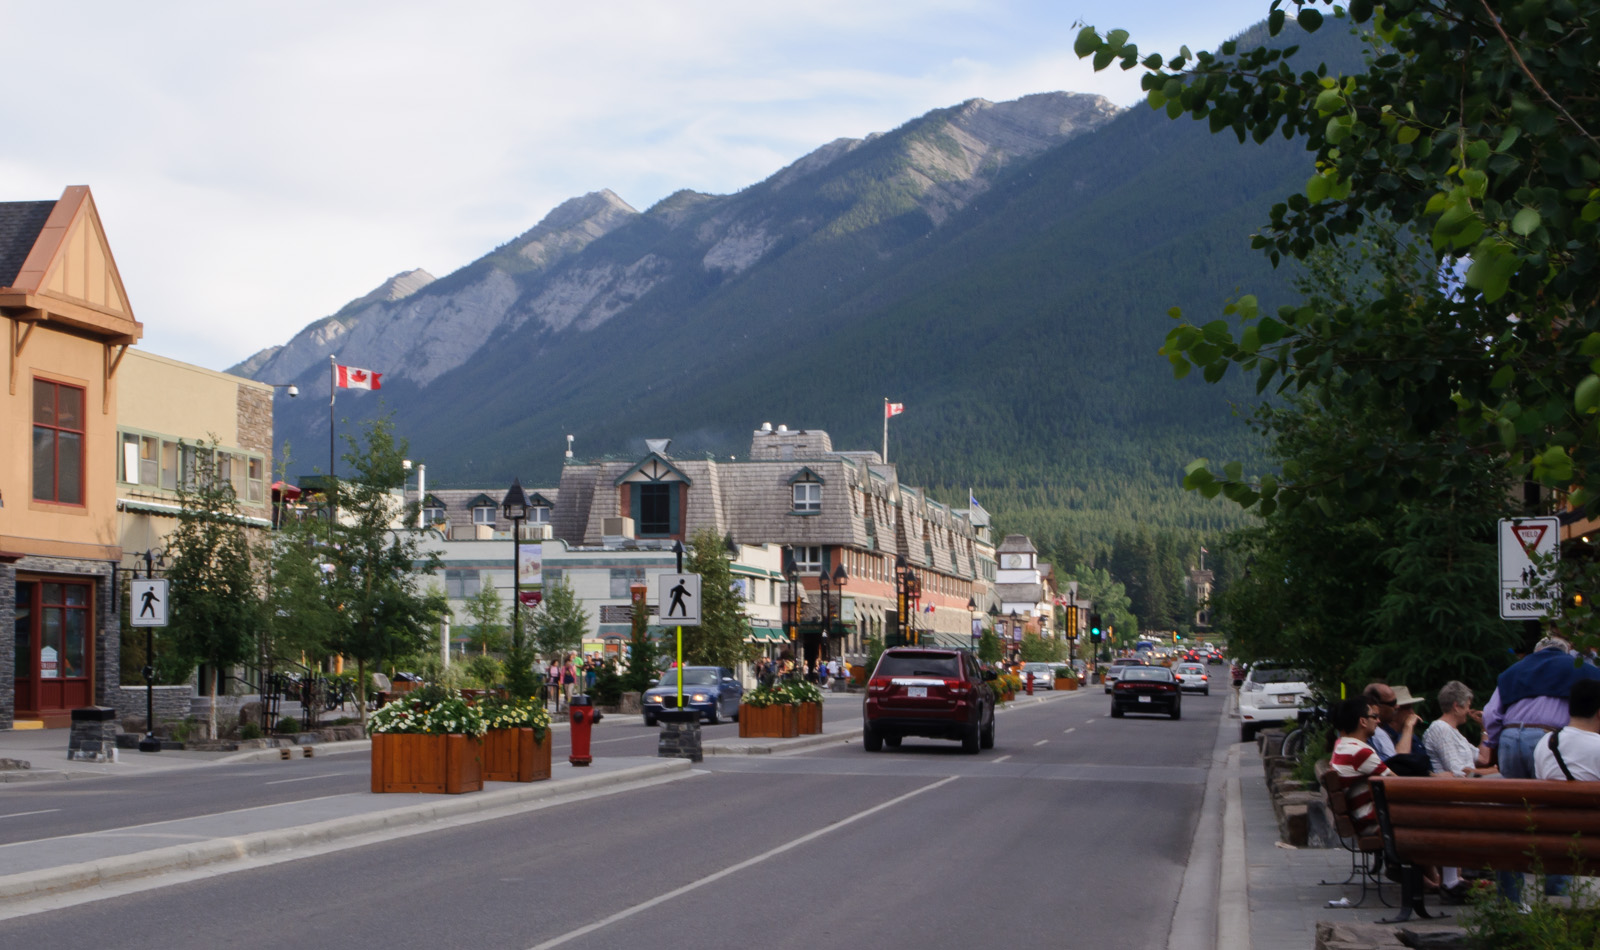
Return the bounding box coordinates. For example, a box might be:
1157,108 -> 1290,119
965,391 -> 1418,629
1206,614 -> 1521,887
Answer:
1173,662 -> 1211,694
1019,662 -> 1060,691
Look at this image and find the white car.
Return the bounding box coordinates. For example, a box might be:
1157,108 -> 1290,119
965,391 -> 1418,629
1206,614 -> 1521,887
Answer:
1172,662 -> 1211,695
1019,662 -> 1060,690
1239,663 -> 1311,740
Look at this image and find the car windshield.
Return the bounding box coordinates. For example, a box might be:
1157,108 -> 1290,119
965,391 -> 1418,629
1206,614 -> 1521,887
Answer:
876,653 -> 960,677
1121,668 -> 1175,682
657,669 -> 719,687
1111,659 -> 1145,667
1177,665 -> 1205,674
1022,663 -> 1055,673
1251,668 -> 1308,684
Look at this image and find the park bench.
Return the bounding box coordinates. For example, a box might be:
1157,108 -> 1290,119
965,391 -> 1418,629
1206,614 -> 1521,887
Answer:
1369,775 -> 1600,922
1316,761 -> 1391,908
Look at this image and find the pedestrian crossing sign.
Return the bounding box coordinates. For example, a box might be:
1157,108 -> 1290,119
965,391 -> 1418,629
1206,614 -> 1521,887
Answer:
657,573 -> 701,626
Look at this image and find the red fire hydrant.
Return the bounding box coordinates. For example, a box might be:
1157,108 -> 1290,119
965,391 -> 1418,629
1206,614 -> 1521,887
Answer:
1025,672 -> 1035,695
569,694 -> 600,767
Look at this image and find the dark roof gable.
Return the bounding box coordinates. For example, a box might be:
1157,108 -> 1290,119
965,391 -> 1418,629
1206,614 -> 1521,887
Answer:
0,201 -> 54,288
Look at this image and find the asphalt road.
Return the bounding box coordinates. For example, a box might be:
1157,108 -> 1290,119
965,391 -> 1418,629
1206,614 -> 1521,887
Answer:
0,700 -> 854,846
0,688 -> 1225,950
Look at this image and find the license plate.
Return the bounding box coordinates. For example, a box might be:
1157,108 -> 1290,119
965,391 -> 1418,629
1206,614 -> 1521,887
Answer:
908,686 -> 927,698
1139,695 -> 1152,703
1278,695 -> 1298,704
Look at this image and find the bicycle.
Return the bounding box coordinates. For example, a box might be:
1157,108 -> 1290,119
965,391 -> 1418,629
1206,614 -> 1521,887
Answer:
1282,703 -> 1330,759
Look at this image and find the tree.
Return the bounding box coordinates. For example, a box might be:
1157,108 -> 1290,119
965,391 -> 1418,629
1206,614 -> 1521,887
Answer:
1075,3 -> 1600,530
622,585 -> 658,694
317,418 -> 445,723
977,629 -> 1003,664
165,439 -> 259,739
463,584 -> 507,655
680,530 -> 754,669
1069,567 -> 1136,645
531,577 -> 587,663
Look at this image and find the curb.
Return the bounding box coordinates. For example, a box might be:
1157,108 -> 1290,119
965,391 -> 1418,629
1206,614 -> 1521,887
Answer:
0,758 -> 691,906
705,728 -> 865,755
215,739 -> 372,765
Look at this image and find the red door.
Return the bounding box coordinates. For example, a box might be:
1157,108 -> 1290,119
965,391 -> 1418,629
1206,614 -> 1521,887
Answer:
13,579 -> 93,719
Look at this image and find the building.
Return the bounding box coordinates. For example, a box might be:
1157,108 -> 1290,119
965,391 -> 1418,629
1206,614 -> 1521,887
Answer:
550,425 -> 994,668
1,187 -> 142,728
993,534 -> 1059,655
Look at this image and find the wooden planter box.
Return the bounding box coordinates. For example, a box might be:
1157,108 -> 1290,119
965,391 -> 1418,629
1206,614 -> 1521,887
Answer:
1055,678 -> 1078,691
797,701 -> 822,735
738,703 -> 799,738
371,733 -> 483,794
482,727 -> 552,783
1001,691 -> 1016,703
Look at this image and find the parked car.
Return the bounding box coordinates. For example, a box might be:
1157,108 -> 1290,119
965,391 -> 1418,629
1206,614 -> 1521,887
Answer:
1019,662 -> 1060,690
642,666 -> 743,725
1172,662 -> 1211,695
863,647 -> 996,754
1110,666 -> 1182,719
1103,657 -> 1148,693
1238,663 -> 1312,740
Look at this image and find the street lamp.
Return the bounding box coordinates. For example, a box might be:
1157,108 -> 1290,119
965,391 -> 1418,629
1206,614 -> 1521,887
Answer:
967,597 -> 979,651
817,561 -> 847,668
502,479 -> 530,657
782,549 -> 799,662
1010,609 -> 1021,661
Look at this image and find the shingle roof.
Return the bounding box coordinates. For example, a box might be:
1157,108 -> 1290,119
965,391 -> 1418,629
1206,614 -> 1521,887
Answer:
0,200 -> 54,288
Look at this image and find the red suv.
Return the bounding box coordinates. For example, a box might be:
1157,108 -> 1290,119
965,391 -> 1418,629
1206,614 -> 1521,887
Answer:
863,647 -> 996,754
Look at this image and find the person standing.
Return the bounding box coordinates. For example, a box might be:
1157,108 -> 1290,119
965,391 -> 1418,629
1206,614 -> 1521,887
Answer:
1534,678 -> 1600,782
1481,635 -> 1600,901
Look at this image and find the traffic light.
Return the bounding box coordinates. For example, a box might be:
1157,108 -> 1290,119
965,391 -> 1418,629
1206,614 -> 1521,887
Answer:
1089,612 -> 1102,643
1172,631 -> 1180,644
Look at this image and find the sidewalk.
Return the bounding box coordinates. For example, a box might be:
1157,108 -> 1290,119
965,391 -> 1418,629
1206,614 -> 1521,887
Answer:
1229,702 -> 1465,949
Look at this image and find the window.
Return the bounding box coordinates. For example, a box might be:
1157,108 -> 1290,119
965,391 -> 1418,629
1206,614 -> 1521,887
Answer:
472,505 -> 496,526
445,570 -> 482,598
32,379 -> 85,504
793,546 -> 823,573
179,443 -> 208,489
544,569 -> 564,588
637,483 -> 672,535
248,457 -> 265,503
119,432 -> 159,486
423,504 -> 446,524
793,482 -> 821,513
610,567 -> 646,598
531,505 -> 551,524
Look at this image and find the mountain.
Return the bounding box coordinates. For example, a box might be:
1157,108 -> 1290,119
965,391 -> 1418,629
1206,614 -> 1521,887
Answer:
244,22 -> 1338,552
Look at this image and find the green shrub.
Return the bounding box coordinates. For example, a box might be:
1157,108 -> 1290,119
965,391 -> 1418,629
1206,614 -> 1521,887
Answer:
275,716 -> 301,734
464,655 -> 503,691
239,722 -> 263,741
589,664 -> 623,707
1468,876 -> 1600,948
1291,727 -> 1331,785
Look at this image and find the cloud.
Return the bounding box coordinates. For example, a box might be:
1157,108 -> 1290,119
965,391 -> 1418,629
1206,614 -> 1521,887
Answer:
0,0 -> 1272,369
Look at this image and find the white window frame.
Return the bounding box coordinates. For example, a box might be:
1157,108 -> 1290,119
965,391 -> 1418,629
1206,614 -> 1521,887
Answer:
793,546 -> 823,573
793,482 -> 821,513
530,505 -> 551,524
472,505 -> 496,525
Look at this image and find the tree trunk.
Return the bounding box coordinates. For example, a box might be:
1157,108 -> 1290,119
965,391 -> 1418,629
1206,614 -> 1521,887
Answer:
357,657 -> 368,728
208,665 -> 219,740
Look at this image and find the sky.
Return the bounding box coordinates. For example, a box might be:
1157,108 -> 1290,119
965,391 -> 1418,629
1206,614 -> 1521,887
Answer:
2,0 -> 1272,372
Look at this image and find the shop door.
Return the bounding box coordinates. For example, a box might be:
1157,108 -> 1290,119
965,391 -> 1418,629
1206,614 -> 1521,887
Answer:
13,580 -> 93,716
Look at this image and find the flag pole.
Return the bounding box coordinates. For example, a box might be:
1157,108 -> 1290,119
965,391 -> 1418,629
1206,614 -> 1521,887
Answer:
328,356 -> 337,541
882,398 -> 888,464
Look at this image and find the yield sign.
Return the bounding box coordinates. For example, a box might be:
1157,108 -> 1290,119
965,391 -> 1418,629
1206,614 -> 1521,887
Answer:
1513,523 -> 1550,559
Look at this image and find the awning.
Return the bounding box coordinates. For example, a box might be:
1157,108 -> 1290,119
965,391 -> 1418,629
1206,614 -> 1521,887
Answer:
271,481 -> 302,500
117,497 -> 272,528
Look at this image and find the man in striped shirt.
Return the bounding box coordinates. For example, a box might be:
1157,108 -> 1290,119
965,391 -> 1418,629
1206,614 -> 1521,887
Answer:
1329,698 -> 1390,837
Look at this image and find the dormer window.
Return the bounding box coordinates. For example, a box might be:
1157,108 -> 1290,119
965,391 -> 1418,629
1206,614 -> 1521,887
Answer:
530,505 -> 551,524
472,505 -> 496,525
793,482 -> 821,513
423,504 -> 445,523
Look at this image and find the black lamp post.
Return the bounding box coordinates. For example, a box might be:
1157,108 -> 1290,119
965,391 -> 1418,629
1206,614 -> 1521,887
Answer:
783,549 -> 799,652
502,479 -> 530,656
817,562 -> 847,666
968,597 -> 979,651
1010,609 -> 1021,661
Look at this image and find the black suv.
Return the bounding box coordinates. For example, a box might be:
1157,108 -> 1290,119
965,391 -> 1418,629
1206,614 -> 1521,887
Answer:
863,647 -> 996,754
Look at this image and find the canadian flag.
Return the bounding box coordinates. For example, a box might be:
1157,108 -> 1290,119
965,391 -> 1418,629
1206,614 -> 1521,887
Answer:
885,402 -> 905,419
335,364 -> 382,390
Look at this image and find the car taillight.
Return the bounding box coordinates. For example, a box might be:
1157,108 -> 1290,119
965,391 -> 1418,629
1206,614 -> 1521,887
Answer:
1202,675 -> 1208,681
869,677 -> 890,694
947,678 -> 970,696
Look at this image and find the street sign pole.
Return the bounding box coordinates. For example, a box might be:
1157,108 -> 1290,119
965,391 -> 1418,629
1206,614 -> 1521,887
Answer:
660,547 -> 701,711
129,570 -> 169,753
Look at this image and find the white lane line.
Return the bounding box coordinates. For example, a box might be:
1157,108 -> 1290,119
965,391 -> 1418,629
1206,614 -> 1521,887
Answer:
525,775 -> 961,950
1085,718 -> 1096,723
1064,727 -> 1076,734
993,754 -> 1013,763
0,809 -> 59,820
1034,740 -> 1048,746
262,771 -> 360,786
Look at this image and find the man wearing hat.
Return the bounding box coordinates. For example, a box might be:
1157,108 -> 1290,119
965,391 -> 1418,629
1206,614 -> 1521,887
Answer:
1362,682 -> 1432,776
1480,635 -> 1600,901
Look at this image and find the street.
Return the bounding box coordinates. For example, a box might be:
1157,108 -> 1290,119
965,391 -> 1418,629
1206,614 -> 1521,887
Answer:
0,689 -> 1226,949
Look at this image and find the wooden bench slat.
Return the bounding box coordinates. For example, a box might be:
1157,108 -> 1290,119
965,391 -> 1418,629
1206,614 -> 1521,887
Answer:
1393,828 -> 1600,874
1388,802 -> 1600,834
1373,776 -> 1600,807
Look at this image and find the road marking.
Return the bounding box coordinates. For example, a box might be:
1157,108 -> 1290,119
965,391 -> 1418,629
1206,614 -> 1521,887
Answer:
263,771 -> 360,786
525,775 -> 960,950
0,809 -> 59,820
1064,727 -> 1076,734
1034,740 -> 1048,746
1085,718 -> 1096,723
993,755 -> 1012,763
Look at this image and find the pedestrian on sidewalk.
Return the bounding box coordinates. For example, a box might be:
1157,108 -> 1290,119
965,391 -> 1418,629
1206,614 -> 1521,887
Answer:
1481,635 -> 1600,902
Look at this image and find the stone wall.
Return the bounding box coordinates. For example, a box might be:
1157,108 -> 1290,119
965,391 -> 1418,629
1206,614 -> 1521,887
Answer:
235,385 -> 273,522
110,685 -> 192,727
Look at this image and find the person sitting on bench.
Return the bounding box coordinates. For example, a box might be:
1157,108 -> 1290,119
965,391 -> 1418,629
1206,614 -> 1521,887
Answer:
1330,697 -> 1391,837
1535,678 -> 1600,782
